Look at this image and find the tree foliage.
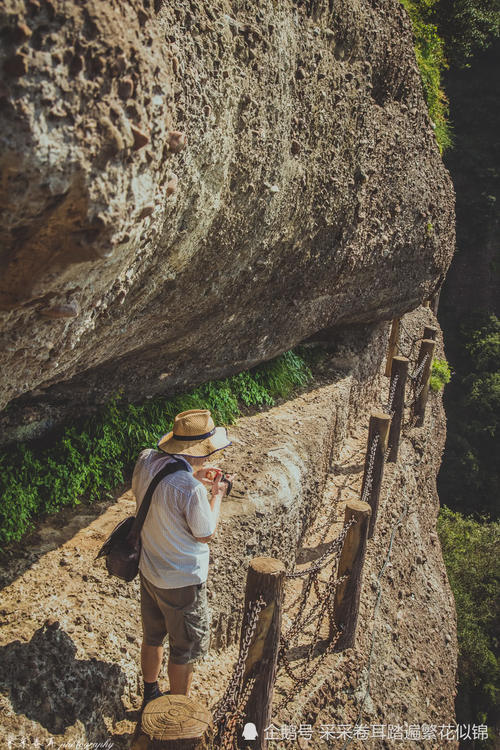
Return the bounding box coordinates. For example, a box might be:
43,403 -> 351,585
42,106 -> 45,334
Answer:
433,0 -> 500,67
438,506 -> 500,744
439,315 -> 500,520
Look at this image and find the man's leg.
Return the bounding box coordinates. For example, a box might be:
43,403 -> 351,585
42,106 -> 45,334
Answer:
141,642 -> 163,683
168,660 -> 194,695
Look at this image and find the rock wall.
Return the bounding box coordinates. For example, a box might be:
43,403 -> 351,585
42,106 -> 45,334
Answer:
0,0 -> 454,444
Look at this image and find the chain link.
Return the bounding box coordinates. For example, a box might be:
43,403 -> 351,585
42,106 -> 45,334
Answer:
212,595 -> 266,727
219,676 -> 257,750
360,433 -> 379,504
382,373 -> 399,416
397,318 -> 421,360
275,628 -> 342,713
405,354 -> 430,411
285,516 -> 357,579
409,352 -> 429,382
275,520 -> 354,714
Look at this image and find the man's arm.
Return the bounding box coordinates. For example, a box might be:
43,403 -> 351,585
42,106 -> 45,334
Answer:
193,488 -> 224,542
187,474 -> 229,543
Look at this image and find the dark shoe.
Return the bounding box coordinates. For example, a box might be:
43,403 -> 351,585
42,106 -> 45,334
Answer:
140,688 -> 170,713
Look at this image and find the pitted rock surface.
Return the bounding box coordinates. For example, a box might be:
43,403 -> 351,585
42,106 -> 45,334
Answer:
0,0 -> 454,441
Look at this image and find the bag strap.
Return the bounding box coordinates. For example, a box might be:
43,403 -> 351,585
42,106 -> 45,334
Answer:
128,458 -> 188,543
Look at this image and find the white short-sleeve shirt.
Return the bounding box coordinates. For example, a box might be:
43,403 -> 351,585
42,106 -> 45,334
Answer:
132,449 -> 216,589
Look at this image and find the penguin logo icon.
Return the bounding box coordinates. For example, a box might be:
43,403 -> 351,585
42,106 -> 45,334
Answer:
242,722 -> 258,740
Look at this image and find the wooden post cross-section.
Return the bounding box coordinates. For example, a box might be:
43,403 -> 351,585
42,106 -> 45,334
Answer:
140,694 -> 213,749
423,325 -> 437,341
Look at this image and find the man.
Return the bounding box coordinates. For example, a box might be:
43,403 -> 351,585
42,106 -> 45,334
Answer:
131,408 -> 232,709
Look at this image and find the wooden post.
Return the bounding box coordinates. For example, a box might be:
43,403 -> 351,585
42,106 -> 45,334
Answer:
239,557 -> 286,750
385,319 -> 400,377
140,695 -> 213,749
360,411 -> 391,538
333,500 -> 371,650
387,356 -> 409,463
412,339 -> 436,426
423,325 -> 437,341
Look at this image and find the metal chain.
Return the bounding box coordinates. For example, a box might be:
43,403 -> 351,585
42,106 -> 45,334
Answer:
398,317 -> 421,344
212,595 -> 266,726
405,357 -> 430,411
284,571 -> 349,646
219,676 -> 257,750
275,523 -> 353,714
388,373 -> 398,412
396,317 -> 422,361
360,433 -> 379,504
285,516 -> 357,579
339,385 -> 435,750
275,628 -> 342,713
409,352 -> 429,382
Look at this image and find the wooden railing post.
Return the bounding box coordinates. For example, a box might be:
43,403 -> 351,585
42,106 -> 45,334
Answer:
412,339 -> 436,427
423,325 -> 437,341
139,695 -> 213,749
333,500 -> 371,650
239,557 -> 286,750
385,319 -> 400,377
360,411 -> 391,538
387,356 -> 409,463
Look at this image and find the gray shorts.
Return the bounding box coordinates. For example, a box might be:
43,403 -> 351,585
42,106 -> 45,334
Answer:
140,571 -> 211,664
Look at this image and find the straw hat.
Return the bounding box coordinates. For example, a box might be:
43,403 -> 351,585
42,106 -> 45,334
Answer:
157,409 -> 232,457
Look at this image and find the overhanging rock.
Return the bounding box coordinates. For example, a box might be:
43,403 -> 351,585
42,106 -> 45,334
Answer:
0,0 -> 454,439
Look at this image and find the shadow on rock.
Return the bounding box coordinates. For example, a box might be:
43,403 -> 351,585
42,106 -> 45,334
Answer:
0,489 -> 127,591
0,622 -> 127,739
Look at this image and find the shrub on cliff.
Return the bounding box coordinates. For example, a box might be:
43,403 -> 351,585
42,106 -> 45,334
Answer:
430,357 -> 452,391
400,0 -> 453,151
438,506 -> 499,745
0,350 -> 313,547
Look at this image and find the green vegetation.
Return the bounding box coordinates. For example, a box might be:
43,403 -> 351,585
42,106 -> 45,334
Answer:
400,0 -> 452,152
434,0 -> 500,67
430,357 -> 452,391
0,349 -> 314,547
440,315 -> 499,520
437,507 -> 500,745
401,0 -> 499,150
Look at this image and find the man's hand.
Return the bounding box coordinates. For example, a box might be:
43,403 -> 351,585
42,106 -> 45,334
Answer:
193,467 -> 220,489
194,468 -> 233,497
212,472 -> 234,498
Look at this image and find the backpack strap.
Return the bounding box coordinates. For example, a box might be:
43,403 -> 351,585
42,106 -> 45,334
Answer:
127,458 -> 188,543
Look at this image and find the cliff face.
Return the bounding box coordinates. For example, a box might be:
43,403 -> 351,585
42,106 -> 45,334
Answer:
0,309 -> 458,748
0,0 -> 454,443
